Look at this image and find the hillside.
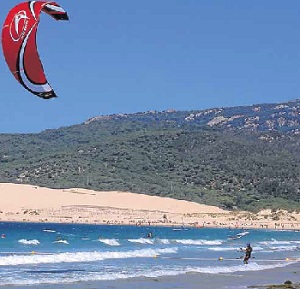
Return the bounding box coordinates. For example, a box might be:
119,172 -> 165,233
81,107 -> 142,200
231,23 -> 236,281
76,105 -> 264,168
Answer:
0,99 -> 300,212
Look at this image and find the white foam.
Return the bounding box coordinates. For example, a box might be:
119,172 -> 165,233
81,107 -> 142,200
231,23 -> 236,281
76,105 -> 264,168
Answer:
0,247 -> 177,266
128,238 -> 154,244
0,258 -> 292,286
209,246 -> 264,252
184,260 -> 292,274
158,238 -> 170,244
260,240 -> 291,245
236,231 -> 249,237
175,239 -> 223,245
53,240 -> 69,245
18,239 -> 40,245
252,246 -> 264,251
98,238 -> 120,246
43,229 -> 56,233
269,245 -> 299,252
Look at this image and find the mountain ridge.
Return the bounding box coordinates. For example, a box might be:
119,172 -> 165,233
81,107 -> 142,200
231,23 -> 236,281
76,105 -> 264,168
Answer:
0,99 -> 299,212
82,99 -> 300,134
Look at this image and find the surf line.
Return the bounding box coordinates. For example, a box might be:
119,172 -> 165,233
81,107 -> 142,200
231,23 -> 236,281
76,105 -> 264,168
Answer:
153,256 -> 299,262
0,251 -> 54,255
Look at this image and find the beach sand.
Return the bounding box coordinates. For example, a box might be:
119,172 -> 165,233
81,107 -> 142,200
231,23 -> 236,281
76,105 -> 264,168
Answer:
0,183 -> 299,289
0,183 -> 299,230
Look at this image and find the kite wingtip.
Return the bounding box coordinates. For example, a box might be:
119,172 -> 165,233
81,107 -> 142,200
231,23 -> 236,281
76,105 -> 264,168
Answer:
38,91 -> 58,99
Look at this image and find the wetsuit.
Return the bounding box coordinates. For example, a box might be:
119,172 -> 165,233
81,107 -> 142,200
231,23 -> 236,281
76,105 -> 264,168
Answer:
243,246 -> 252,264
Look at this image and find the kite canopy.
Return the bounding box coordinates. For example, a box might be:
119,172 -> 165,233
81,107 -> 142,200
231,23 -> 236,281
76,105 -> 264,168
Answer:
1,1 -> 69,99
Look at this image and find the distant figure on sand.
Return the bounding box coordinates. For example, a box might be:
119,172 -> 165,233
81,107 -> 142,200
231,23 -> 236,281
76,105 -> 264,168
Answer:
241,243 -> 252,264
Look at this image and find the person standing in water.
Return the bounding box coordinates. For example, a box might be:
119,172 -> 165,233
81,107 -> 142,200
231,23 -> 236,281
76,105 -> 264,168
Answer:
146,232 -> 153,238
242,243 -> 252,264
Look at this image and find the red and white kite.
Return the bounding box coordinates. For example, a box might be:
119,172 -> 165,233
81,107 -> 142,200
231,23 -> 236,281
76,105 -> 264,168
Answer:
2,1 -> 69,99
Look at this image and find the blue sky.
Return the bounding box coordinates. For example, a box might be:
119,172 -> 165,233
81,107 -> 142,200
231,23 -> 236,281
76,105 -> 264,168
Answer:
1,1 -> 300,133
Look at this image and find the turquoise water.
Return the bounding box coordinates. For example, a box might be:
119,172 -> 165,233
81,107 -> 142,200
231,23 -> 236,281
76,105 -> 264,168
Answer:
0,222 -> 299,286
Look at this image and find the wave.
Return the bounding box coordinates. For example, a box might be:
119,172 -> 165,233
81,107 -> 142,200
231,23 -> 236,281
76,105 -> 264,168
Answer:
128,238 -> 154,244
18,239 -> 40,246
258,239 -> 299,252
208,245 -> 263,252
268,245 -> 299,252
183,260 -> 292,274
260,239 -> 300,246
236,231 -> 249,237
0,257 -> 293,286
43,229 -> 56,233
53,240 -> 69,245
98,238 -> 120,246
0,247 -> 177,266
126,238 -> 223,246
260,240 -> 292,246
157,239 -> 170,245
174,239 -> 223,246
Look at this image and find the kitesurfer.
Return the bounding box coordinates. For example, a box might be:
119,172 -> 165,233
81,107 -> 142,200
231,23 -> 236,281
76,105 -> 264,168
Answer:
242,243 -> 252,264
146,232 -> 153,238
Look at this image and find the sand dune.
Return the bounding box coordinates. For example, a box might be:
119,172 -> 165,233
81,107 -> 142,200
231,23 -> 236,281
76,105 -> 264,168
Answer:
0,183 -> 299,230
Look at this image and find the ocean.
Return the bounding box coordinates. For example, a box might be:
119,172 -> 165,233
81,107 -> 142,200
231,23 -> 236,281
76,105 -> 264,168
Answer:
0,222 -> 299,288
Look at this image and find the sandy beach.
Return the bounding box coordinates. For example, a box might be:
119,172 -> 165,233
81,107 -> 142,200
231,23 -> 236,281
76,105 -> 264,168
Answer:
0,183 -> 299,230
0,185 -> 299,288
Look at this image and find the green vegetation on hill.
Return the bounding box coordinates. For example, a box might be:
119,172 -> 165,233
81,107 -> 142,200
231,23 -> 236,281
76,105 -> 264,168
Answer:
0,100 -> 300,212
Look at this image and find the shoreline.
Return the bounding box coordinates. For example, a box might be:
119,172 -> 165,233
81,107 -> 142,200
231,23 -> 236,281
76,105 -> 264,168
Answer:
0,183 -> 299,231
0,216 -> 299,233
4,261 -> 300,289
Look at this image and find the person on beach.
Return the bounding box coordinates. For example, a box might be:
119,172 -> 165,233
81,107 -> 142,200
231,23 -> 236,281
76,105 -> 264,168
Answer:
242,243 -> 252,264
